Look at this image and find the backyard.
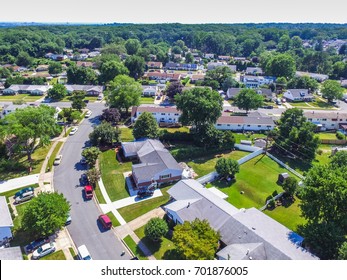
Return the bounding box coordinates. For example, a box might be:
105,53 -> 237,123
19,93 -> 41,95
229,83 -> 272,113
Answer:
206,155 -> 304,231
99,149 -> 132,201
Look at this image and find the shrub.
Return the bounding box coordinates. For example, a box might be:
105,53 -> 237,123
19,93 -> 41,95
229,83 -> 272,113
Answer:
317,149 -> 323,155
336,131 -> 345,140
144,218 -> 168,242
160,131 -> 194,142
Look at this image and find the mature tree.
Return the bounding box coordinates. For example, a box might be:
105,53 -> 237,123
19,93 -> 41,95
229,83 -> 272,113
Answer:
86,168 -> 101,187
99,108 -> 121,125
70,90 -> 86,111
330,151 -> 347,168
222,130 -> 236,149
194,124 -> 224,148
171,45 -> 182,54
125,39 -> 141,55
185,52 -> 194,63
277,35 -> 291,52
172,219 -> 220,260
101,43 -> 126,56
67,64 -> 97,85
99,60 -> 129,84
215,158 -> 240,179
106,75 -> 142,113
222,76 -> 239,92
234,88 -> 264,113
287,76 -> 319,92
47,83 -> 67,100
0,67 -> 11,78
59,108 -> 80,123
321,80 -> 344,102
124,55 -> 146,79
82,147 -> 101,167
274,108 -> 319,162
0,106 -> 60,164
89,122 -> 120,146
48,61 -> 62,75
144,218 -> 169,242
265,53 -> 296,78
175,87 -> 223,128
338,242 -> 347,260
16,51 -> 33,67
282,176 -> 298,198
133,112 -> 160,140
165,81 -> 183,98
205,66 -> 233,89
21,192 -> 70,238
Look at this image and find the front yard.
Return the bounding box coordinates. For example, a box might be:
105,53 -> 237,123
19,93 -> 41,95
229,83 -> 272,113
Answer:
0,94 -> 43,102
99,149 -> 132,201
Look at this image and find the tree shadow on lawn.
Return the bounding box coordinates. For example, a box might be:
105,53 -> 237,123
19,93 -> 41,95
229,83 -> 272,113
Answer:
140,236 -> 162,254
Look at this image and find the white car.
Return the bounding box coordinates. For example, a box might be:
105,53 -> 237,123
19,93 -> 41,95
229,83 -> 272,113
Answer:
85,111 -> 92,118
54,154 -> 62,165
69,127 -> 78,135
97,95 -> 103,101
77,245 -> 92,260
15,191 -> 34,204
32,242 -> 56,259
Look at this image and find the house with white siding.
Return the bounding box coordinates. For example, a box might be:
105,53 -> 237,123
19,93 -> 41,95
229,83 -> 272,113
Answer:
283,89 -> 313,102
3,85 -> 52,96
142,86 -> 159,97
0,196 -> 13,246
64,85 -> 103,96
131,105 -> 181,125
240,75 -> 274,88
304,111 -> 347,131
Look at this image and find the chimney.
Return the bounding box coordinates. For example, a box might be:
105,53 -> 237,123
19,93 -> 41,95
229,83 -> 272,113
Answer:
246,249 -> 250,255
187,202 -> 190,208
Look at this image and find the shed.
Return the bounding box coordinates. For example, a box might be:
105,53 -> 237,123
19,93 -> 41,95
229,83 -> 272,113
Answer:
278,173 -> 289,184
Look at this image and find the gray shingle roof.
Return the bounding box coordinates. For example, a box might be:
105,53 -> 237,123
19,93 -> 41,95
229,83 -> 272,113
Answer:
0,196 -> 13,227
216,242 -> 266,260
0,247 -> 23,260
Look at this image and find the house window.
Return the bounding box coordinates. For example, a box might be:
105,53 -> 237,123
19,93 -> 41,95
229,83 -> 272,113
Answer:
160,174 -> 171,180
332,124 -> 334,126
238,125 -> 241,127
247,125 -> 250,127
340,119 -> 343,121
227,124 -> 230,126
267,125 -> 272,128
332,119 -> 337,121
322,118 -> 327,121
217,124 -> 222,126
152,113 -> 156,115
174,113 -> 179,116
308,118 -> 312,121
258,125 -> 261,127
161,113 -> 165,115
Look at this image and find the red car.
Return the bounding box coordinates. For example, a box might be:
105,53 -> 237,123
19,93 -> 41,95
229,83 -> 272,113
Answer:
84,185 -> 93,199
98,214 -> 112,230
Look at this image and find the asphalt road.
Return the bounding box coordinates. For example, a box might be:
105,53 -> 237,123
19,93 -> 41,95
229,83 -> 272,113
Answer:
53,102 -> 132,260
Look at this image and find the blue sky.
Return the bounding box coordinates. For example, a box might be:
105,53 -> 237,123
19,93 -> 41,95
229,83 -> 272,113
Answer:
2,0 -> 346,23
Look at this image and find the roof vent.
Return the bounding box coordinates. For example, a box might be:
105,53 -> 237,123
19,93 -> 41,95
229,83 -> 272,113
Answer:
246,249 -> 250,255
252,227 -> 256,230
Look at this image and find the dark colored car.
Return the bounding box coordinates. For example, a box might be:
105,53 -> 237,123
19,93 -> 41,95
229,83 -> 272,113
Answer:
137,189 -> 154,198
14,186 -> 34,198
80,173 -> 89,186
98,214 -> 112,230
25,237 -> 50,253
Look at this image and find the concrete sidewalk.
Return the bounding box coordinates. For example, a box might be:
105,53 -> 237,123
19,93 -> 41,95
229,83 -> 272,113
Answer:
0,173 -> 40,193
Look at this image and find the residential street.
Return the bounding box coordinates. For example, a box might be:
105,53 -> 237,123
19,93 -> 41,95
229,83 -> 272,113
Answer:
53,102 -> 131,260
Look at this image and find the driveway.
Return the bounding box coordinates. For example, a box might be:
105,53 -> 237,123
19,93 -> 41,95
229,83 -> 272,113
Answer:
53,102 -> 131,260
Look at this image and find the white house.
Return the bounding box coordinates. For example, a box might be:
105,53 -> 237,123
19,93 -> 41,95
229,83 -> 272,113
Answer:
0,196 -> 14,246
3,85 -> 52,96
215,113 -> 275,132
283,89 -> 313,102
204,53 -> 215,59
131,105 -> 181,124
64,85 -> 103,96
295,71 -> 329,82
240,75 -> 271,88
142,86 -> 159,97
304,111 -> 347,131
1,104 -> 28,119
245,67 -> 264,75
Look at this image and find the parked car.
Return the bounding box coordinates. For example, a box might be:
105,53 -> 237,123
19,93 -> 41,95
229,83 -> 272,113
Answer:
84,185 -> 93,199
98,214 -> 112,230
137,188 -> 154,198
85,111 -> 92,118
80,157 -> 87,165
69,127 -> 78,135
84,99 -> 90,104
65,213 -> 72,225
14,186 -> 34,198
77,245 -> 92,260
54,154 -> 63,165
80,173 -> 89,186
15,191 -> 34,204
32,242 -> 56,259
25,237 -> 50,253
97,95 -> 103,100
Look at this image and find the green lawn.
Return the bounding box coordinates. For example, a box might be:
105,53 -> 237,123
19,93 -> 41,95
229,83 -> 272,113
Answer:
289,100 -> 334,110
94,181 -> 107,204
47,141 -> 63,171
187,150 -> 248,178
140,97 -> 155,104
134,223 -> 176,260
119,127 -> 134,142
118,186 -> 171,222
160,126 -> 190,133
0,94 -> 42,102
99,149 -> 132,201
40,250 -> 66,260
105,211 -> 121,227
11,203 -> 35,248
0,143 -> 52,181
233,133 -> 267,144
317,132 -> 337,140
123,235 -> 148,260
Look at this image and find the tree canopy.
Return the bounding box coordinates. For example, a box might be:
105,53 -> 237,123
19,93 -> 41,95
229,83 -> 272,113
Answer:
47,83 -> 67,100
215,158 -> 240,179
99,60 -> 129,84
321,79 -> 344,102
89,122 -> 120,146
234,88 -> 264,113
144,218 -> 169,242
81,147 -> 101,167
132,112 -> 160,140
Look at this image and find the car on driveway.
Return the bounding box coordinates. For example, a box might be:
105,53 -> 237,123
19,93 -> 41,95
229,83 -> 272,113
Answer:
98,214 -> 112,230
15,191 -> 34,204
77,245 -> 92,260
69,127 -> 78,135
14,186 -> 34,199
25,237 -> 50,253
85,111 -> 92,118
32,242 -> 56,259
54,154 -> 63,165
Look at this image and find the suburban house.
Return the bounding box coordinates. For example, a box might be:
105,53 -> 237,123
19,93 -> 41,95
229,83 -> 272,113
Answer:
64,85 -> 103,96
245,67 -> 264,75
226,88 -> 274,100
2,85 -> 52,95
1,104 -> 28,118
76,61 -> 97,68
304,111 -> 347,131
204,53 -> 215,59
131,105 -> 181,125
215,113 -> 275,132
164,180 -> 318,260
146,61 -> 163,69
0,196 -> 14,247
0,247 -> 23,260
190,74 -> 205,83
218,55 -> 231,61
207,62 -> 236,72
122,139 -> 183,188
165,62 -> 199,71
240,75 -> 274,88
295,71 -> 329,82
142,85 -> 159,97
283,89 -> 313,102
226,88 -> 242,99
36,64 -> 49,72
143,72 -> 181,83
